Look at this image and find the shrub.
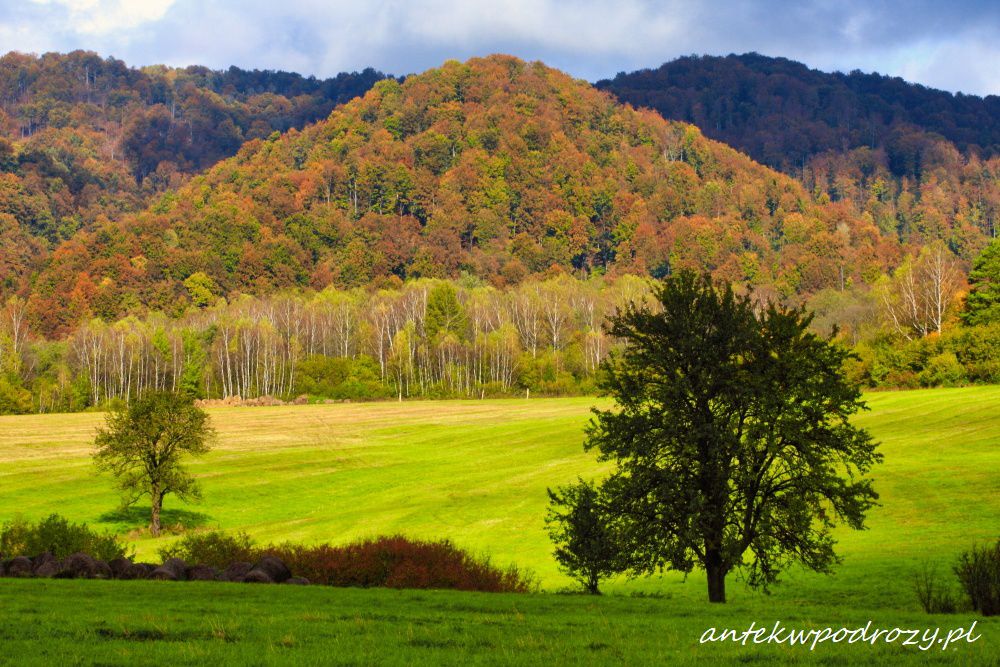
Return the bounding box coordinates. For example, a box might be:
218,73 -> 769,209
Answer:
545,479 -> 622,594
156,531 -> 536,592
265,535 -> 536,593
0,514 -> 130,561
913,561 -> 958,614
918,352 -> 966,387
955,540 -> 1000,616
158,530 -> 256,569
294,355 -> 391,400
0,377 -> 32,414
950,324 -> 1000,383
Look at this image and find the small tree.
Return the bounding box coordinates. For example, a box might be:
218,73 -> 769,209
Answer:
955,539 -> 1000,616
546,479 -> 621,594
93,391 -> 214,536
588,272 -> 881,602
963,239 -> 1000,326
425,282 -> 467,340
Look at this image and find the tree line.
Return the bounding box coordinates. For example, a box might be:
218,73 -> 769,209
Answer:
0,275 -> 653,412
3,226 -> 1000,415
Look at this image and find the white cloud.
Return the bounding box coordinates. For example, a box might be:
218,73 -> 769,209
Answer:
27,0 -> 175,35
892,35 -> 1000,96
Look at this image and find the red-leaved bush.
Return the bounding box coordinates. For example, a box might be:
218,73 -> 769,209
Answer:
264,535 -> 537,592
159,531 -> 536,592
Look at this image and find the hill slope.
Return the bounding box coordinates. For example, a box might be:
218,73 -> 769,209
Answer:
29,55 -> 894,333
0,50 -> 385,298
597,52 -> 1000,174
598,54 -> 1000,265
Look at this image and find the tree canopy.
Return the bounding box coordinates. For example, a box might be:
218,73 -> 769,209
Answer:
583,272 -> 882,602
963,239 -> 1000,326
93,391 -> 214,536
545,478 -> 622,594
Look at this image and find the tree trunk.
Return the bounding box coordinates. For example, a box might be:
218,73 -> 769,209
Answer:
706,549 -> 727,603
587,571 -> 601,595
150,488 -> 162,537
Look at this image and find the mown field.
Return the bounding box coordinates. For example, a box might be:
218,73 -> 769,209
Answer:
1,388 -> 999,664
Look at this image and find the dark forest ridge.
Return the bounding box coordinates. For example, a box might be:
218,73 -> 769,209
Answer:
598,52 -> 1000,175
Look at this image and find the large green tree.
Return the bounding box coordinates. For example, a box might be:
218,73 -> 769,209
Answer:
963,239 -> 1000,326
93,391 -> 214,536
586,272 -> 881,602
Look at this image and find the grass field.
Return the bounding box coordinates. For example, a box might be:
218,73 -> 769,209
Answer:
1,387 -> 999,664
0,579 -> 992,665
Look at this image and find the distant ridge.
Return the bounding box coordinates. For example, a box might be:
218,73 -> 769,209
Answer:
598,52 -> 1000,175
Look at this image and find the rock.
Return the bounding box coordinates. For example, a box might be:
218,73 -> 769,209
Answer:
57,553 -> 98,579
285,576 -> 310,585
251,555 -> 291,583
92,559 -> 113,579
119,563 -> 152,580
34,559 -> 64,578
158,558 -> 188,580
5,556 -> 32,577
186,564 -> 218,581
108,557 -> 133,578
242,569 -> 273,584
31,552 -> 57,574
222,561 -> 253,582
137,563 -> 158,575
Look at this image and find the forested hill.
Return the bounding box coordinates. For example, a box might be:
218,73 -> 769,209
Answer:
0,50 -> 386,242
597,53 -> 1000,279
596,52 -> 1000,175
26,55 -> 902,335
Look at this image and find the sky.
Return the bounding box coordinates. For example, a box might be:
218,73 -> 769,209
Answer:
2,0 -> 999,96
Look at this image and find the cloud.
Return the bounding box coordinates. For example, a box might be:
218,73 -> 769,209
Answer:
27,0 -> 176,35
0,0 -> 997,95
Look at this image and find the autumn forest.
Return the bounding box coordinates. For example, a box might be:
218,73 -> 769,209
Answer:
1,51 -> 999,413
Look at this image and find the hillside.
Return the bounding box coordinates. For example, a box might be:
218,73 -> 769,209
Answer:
0,50 -> 385,296
27,55 -> 897,334
597,52 -> 1000,174
598,54 -> 1000,264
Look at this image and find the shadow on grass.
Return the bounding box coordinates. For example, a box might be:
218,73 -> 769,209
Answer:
97,507 -> 212,531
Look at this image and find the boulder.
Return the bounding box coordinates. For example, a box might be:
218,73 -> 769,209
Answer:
5,556 -> 32,577
150,557 -> 187,581
251,555 -> 291,583
119,562 -> 152,580
285,576 -> 310,585
222,561 -> 253,582
242,569 -> 273,584
186,564 -> 218,581
34,559 -> 64,578
108,558 -> 133,579
92,559 -> 113,579
31,552 -> 57,574
48,553 -> 99,579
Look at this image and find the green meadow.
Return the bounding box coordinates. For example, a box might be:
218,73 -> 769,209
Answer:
1,387 -> 998,664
